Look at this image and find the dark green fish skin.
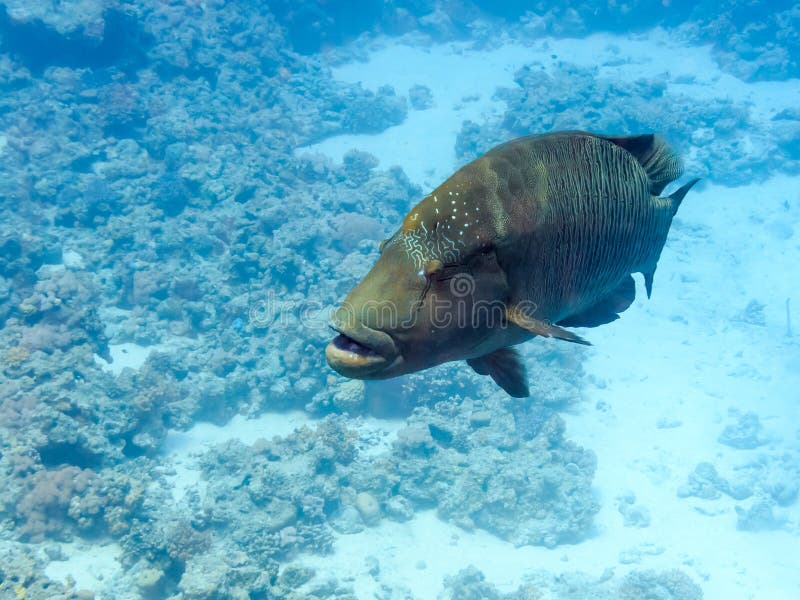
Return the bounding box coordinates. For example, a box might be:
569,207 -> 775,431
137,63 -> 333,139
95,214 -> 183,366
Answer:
486,132 -> 686,324
326,131 -> 698,397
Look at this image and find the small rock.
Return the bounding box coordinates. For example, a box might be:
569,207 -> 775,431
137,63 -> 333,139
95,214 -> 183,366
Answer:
332,379 -> 366,414
355,492 -> 381,526
365,555 -> 380,578
617,492 -> 651,528
395,425 -> 436,455
408,84 -> 434,110
43,544 -> 66,561
135,568 -> 164,592
278,565 -> 315,588
736,500 -> 785,531
385,495 -> 414,522
264,499 -> 298,532
719,412 -> 767,449
469,410 -> 492,428
656,417 -> 682,429
331,505 -> 364,534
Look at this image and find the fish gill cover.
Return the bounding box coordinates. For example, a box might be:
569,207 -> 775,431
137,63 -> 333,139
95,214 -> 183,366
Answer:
0,0 -> 798,598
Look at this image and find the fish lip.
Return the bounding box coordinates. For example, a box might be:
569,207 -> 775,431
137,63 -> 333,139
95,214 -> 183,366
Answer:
325,323 -> 399,377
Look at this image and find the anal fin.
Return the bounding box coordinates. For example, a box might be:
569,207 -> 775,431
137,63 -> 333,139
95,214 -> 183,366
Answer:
558,275 -> 636,328
467,347 -> 529,397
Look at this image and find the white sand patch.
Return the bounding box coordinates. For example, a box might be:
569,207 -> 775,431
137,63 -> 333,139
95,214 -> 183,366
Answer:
161,411 -> 313,456
94,336 -> 196,376
62,249 -> 85,269
94,343 -> 155,375
301,40 -> 532,188
161,411 -> 311,501
44,542 -> 122,593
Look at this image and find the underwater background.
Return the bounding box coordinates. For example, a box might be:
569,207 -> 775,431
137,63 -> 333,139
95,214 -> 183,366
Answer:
1,1 -> 799,598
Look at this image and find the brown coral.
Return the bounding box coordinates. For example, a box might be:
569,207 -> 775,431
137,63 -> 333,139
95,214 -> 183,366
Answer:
16,466 -> 97,542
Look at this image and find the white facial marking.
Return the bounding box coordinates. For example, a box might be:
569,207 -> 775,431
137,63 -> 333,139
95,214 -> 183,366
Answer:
401,219 -> 464,269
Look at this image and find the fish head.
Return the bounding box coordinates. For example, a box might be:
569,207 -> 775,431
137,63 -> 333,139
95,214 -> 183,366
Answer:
326,189 -> 510,379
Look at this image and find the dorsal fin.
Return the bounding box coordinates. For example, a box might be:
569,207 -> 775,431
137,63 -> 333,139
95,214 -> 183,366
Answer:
602,134 -> 684,195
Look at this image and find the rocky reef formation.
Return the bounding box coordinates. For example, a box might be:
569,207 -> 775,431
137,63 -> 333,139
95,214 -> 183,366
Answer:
455,63 -> 799,186
442,565 -> 703,600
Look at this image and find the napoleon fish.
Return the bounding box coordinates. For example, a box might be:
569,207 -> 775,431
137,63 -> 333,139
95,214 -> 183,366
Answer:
325,131 -> 698,397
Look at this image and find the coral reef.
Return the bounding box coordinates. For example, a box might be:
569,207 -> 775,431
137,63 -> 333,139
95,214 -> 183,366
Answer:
455,63 -> 789,186
385,398 -> 598,547
0,541 -> 83,599
679,452 -> 800,506
441,565 -> 703,599
718,411 -> 769,449
677,448 -> 799,536
617,491 -> 651,528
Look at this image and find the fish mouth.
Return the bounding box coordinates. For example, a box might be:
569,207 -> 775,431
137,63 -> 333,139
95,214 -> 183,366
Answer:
325,324 -> 398,378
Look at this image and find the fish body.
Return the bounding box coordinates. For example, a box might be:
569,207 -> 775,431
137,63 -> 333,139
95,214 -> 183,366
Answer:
326,131 -> 698,396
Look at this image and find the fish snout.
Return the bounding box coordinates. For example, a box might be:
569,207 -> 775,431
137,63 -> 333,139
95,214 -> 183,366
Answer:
325,317 -> 399,378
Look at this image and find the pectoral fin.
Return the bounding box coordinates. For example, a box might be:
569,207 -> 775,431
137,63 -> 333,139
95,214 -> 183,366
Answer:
507,305 -> 591,346
467,347 -> 529,397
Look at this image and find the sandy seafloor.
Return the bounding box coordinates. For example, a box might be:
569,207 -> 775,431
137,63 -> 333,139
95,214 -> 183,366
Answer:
3,8 -> 800,600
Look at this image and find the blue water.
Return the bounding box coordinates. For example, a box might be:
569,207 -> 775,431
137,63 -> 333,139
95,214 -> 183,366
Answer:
0,2 -> 798,598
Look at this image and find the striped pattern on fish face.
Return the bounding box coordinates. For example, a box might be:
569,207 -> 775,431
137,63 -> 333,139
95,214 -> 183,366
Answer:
396,167 -> 508,273
483,132 -> 683,323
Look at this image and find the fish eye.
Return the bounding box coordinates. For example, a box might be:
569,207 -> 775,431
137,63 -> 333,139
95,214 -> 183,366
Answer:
423,259 -> 444,277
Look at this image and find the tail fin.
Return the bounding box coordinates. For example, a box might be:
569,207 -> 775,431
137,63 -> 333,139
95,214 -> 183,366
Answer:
668,178 -> 700,215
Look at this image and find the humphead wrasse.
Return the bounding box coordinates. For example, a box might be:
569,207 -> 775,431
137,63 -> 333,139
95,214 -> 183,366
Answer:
326,131 -> 698,397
